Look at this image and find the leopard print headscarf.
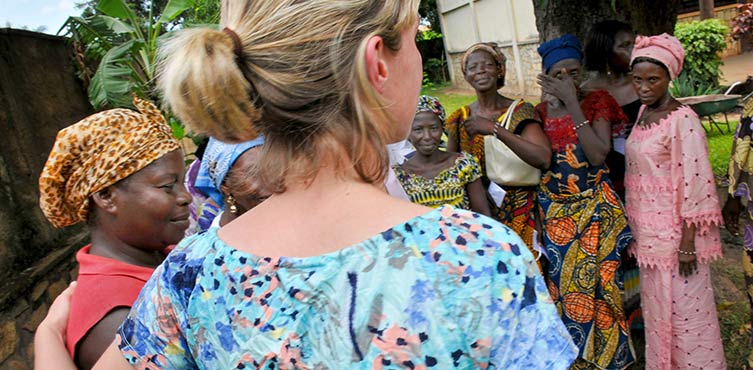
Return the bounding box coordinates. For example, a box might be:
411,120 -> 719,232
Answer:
39,97 -> 180,228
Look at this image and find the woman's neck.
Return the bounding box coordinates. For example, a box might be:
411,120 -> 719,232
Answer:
89,228 -> 165,268
475,89 -> 503,111
410,149 -> 445,165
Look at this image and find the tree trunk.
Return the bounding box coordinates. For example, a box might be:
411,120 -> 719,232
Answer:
533,0 -> 682,42
699,0 -> 715,20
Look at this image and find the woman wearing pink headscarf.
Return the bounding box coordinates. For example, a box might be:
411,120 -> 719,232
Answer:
625,34 -> 726,369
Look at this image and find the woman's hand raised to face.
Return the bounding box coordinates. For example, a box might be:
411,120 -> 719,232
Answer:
537,68 -> 579,107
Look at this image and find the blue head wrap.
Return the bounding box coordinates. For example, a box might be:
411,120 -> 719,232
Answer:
537,34 -> 584,73
195,136 -> 265,205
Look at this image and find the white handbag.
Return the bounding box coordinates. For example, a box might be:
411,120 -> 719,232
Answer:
482,100 -> 541,187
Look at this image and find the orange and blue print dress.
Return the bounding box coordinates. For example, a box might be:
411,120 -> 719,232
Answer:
116,207 -> 578,368
535,90 -> 635,369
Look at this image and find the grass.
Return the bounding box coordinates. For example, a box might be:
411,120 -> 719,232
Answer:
702,119 -> 736,178
421,83 -> 476,116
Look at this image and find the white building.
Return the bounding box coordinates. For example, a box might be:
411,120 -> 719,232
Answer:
437,0 -> 543,98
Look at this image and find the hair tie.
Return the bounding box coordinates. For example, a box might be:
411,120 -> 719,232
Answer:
222,27 -> 244,60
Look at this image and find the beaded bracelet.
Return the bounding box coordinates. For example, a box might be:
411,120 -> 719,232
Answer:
494,121 -> 502,138
573,119 -> 590,130
677,249 -> 696,256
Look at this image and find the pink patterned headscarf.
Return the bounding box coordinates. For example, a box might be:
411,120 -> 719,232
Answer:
630,33 -> 685,79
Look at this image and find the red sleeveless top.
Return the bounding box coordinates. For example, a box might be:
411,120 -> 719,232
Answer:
65,245 -> 158,357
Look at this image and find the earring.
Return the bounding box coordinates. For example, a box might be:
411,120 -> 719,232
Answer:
226,194 -> 238,214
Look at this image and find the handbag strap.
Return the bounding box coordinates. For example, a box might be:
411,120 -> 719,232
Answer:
496,99 -> 523,131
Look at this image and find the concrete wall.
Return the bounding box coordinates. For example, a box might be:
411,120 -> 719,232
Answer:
438,0 -> 542,98
0,28 -> 91,369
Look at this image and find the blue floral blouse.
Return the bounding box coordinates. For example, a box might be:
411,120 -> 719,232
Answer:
118,206 -> 577,369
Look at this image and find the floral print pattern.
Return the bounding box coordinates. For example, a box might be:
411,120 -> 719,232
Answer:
118,207 -> 577,369
392,152 -> 481,210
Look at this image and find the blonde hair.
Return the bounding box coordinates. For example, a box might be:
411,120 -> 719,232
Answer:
157,0 -> 420,192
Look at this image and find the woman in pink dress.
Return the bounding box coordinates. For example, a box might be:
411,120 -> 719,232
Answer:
625,34 -> 726,369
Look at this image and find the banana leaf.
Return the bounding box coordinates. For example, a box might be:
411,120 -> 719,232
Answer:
88,39 -> 144,109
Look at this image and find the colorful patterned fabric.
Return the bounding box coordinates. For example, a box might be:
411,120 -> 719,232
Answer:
538,182 -> 635,370
729,98 -> 753,251
536,90 -> 635,369
536,90 -> 628,196
445,101 -> 541,254
392,152 -> 481,210
729,98 -> 753,368
195,136 -> 265,206
744,249 -> 753,369
117,207 -> 579,369
185,159 -> 209,237
626,105 -> 725,369
39,96 -> 179,228
195,197 -> 222,234
415,95 -> 446,123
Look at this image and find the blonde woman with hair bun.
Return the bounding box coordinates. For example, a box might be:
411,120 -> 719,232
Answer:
35,1 -> 577,368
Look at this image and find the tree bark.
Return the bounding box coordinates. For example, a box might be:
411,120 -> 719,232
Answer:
699,0 -> 715,20
533,0 -> 682,42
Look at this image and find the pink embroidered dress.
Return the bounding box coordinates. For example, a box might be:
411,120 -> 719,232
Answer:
625,105 -> 726,369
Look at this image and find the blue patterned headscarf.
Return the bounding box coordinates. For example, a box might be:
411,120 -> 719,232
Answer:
195,136 -> 265,205
416,95 -> 446,122
537,34 -> 584,73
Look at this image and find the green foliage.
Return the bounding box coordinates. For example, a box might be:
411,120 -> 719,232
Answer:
675,19 -> 729,88
63,0 -> 194,110
417,29 -> 442,42
422,72 -> 434,89
63,0 -> 220,110
669,70 -> 721,98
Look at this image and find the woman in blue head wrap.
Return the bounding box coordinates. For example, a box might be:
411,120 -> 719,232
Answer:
535,34 -> 635,369
193,136 -> 269,231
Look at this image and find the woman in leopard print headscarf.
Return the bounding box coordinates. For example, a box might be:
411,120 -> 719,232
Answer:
37,96 -> 191,369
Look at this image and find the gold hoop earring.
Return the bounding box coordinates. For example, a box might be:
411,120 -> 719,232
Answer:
226,194 -> 238,214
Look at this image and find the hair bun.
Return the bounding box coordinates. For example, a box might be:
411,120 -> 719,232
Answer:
157,27 -> 261,143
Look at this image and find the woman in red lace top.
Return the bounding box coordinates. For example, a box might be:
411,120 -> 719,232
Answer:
535,34 -> 635,369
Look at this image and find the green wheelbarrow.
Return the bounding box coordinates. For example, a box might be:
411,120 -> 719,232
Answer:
677,94 -> 742,135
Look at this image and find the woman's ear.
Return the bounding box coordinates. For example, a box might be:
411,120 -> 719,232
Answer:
220,183 -> 231,201
365,35 -> 389,93
91,187 -> 118,215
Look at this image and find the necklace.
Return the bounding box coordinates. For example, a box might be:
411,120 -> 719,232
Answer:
638,96 -> 672,128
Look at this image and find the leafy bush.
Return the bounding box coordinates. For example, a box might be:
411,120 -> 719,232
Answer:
731,3 -> 753,48
675,19 -> 729,88
670,70 -> 721,98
